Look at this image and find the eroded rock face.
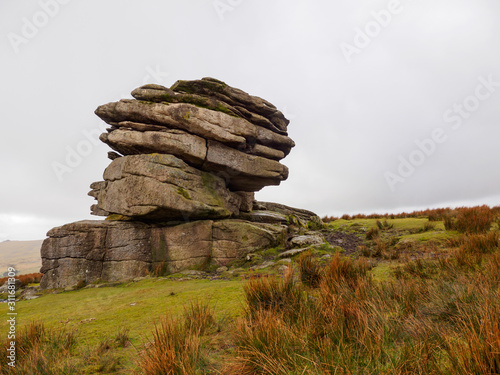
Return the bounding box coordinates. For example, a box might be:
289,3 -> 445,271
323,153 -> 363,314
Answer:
40,219 -> 286,289
89,154 -> 242,220
40,220 -> 152,289
96,101 -> 294,154
95,77 -> 294,192
132,78 -> 289,135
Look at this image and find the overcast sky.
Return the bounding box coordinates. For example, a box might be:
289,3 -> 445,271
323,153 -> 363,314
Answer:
1,0 -> 499,241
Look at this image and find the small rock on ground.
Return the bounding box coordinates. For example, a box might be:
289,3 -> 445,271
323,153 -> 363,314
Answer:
278,247 -> 310,258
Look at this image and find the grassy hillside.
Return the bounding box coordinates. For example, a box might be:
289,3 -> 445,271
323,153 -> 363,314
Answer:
1,278 -> 244,374
1,206 -> 499,374
0,240 -> 43,275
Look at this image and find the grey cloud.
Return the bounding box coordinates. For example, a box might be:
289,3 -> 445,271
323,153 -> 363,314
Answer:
1,0 -> 499,239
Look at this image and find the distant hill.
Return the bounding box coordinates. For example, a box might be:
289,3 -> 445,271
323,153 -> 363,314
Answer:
0,240 -> 43,275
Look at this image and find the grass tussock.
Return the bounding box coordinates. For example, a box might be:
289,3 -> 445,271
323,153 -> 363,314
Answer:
444,205 -> 495,233
0,321 -> 142,374
449,231 -> 500,270
0,321 -> 78,375
136,316 -> 202,375
184,299 -> 216,335
444,289 -> 500,374
297,251 -> 322,288
243,270 -> 303,320
223,239 -> 500,374
136,299 -> 216,375
376,219 -> 393,230
366,226 -> 379,240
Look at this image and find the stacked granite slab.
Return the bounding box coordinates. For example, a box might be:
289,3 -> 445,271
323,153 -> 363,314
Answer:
40,78 -> 318,289
89,78 -> 294,220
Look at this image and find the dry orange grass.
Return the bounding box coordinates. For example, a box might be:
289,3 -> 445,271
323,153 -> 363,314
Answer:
0,273 -> 43,287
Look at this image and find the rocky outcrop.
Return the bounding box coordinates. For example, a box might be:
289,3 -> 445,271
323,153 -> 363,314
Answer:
40,219 -> 286,289
95,78 -> 294,192
40,78 -> 322,289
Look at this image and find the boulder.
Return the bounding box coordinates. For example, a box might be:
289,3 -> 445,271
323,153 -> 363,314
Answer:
212,220 -> 286,262
0,279 -> 22,291
216,266 -> 228,273
89,154 -> 241,220
150,220 -> 213,272
40,220 -> 152,289
93,78 -> 294,193
290,234 -> 325,248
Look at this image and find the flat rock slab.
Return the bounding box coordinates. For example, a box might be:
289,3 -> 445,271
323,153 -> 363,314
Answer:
236,211 -> 288,224
250,261 -> 276,270
95,100 -> 294,155
100,128 -> 207,166
278,248 -> 311,258
253,201 -> 324,226
40,219 -> 286,289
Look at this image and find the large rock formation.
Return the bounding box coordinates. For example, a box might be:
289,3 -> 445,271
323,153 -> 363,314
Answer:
96,78 -> 294,192
40,78 -> 322,289
40,219 -> 286,289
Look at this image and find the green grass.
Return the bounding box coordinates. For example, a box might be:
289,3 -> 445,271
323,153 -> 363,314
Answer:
398,230 -> 459,243
1,278 -> 244,373
329,218 -> 431,231
370,261 -> 396,282
1,278 -> 244,344
328,218 -> 449,233
3,214 -> 499,373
